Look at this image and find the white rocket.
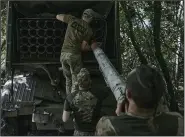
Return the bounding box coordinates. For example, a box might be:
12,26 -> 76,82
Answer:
92,45 -> 125,104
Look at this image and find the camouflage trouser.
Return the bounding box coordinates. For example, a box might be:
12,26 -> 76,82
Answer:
60,52 -> 82,95
73,130 -> 95,136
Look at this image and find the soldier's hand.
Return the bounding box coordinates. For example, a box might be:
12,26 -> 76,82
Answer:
91,42 -> 97,50
115,100 -> 128,116
115,103 -> 123,116
91,42 -> 102,50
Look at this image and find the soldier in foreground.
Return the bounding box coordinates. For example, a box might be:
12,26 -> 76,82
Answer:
62,68 -> 102,136
95,65 -> 184,136
56,9 -> 100,95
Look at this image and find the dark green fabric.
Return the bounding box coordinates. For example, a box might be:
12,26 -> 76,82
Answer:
109,112 -> 178,136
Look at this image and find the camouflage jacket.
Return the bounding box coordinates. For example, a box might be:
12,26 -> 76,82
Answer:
95,112 -> 184,136
64,89 -> 102,132
61,14 -> 93,54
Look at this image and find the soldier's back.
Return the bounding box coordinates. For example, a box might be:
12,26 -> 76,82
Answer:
67,90 -> 102,132
96,112 -> 184,136
62,17 -> 93,54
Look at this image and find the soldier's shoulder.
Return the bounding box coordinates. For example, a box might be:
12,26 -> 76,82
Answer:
66,91 -> 78,101
98,115 -> 119,125
95,115 -> 121,136
99,116 -> 111,121
164,111 -> 183,118
163,112 -> 184,136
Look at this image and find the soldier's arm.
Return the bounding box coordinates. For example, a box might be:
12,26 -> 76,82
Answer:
56,14 -> 75,23
62,99 -> 72,122
62,110 -> 71,122
81,29 -> 98,51
95,117 -> 117,136
165,112 -> 184,136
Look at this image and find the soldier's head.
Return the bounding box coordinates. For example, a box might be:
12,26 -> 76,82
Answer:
82,9 -> 102,23
77,68 -> 91,89
125,65 -> 166,110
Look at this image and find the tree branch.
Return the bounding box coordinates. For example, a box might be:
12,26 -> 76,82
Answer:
153,1 -> 179,111
120,1 -> 148,65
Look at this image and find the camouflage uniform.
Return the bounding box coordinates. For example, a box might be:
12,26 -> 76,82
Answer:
60,15 -> 93,95
95,112 -> 184,136
60,53 -> 82,95
63,68 -> 102,136
95,65 -> 184,136
73,130 -> 94,136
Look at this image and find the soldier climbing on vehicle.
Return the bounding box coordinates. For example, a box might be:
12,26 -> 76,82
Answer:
56,9 -> 102,95
62,68 -> 102,136
95,65 -> 184,136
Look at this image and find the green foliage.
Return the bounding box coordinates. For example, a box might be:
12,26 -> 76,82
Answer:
119,1 -> 183,82
1,1 -> 7,73
119,1 -> 184,108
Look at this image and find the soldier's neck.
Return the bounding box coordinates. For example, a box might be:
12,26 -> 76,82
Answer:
127,103 -> 155,118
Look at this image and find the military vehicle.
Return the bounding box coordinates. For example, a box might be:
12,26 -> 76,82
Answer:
1,1 -> 121,135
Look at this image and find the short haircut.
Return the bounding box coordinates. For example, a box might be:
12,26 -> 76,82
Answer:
126,65 -> 166,109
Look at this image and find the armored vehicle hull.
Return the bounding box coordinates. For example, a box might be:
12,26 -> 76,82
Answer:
1,1 -> 121,135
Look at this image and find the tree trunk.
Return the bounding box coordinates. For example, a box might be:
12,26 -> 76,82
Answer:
153,1 -> 179,111
120,1 -> 148,65
176,27 -> 184,86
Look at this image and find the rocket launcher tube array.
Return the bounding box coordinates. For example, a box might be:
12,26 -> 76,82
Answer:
92,46 -> 125,103
18,19 -> 105,60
